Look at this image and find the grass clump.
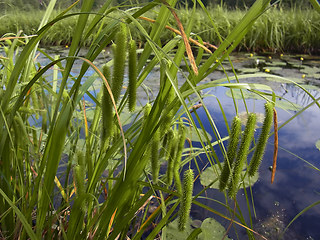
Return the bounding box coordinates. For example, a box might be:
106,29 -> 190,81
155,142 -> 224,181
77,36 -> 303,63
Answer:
0,6 -> 319,53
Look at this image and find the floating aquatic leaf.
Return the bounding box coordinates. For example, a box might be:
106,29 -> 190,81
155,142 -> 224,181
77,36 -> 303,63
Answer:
300,66 -> 320,75
198,218 -> 231,240
166,218 -> 193,239
225,89 -> 302,111
263,66 -> 283,71
166,217 -> 231,240
240,68 -> 260,73
316,140 -> 320,151
266,61 -> 287,67
299,84 -> 320,91
200,163 -> 259,189
225,89 -> 261,100
275,100 -> 302,111
265,77 -> 304,84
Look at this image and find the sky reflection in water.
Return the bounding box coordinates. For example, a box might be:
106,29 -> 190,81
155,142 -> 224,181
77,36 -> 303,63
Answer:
191,74 -> 320,239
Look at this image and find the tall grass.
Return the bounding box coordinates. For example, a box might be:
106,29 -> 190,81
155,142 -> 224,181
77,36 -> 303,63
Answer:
0,0 -> 319,239
1,4 -> 319,53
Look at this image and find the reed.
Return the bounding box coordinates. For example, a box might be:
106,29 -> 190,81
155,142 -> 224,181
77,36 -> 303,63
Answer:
1,6 -> 319,53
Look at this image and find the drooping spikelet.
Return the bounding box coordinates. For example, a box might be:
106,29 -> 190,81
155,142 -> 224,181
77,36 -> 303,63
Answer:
112,22 -> 127,104
101,64 -> 113,149
151,128 -> 160,183
128,39 -> 137,112
174,124 -> 186,193
228,113 -> 257,199
219,116 -> 241,191
248,102 -> 273,177
74,151 -> 85,196
166,130 -> 177,186
144,103 -> 152,121
178,169 -> 194,231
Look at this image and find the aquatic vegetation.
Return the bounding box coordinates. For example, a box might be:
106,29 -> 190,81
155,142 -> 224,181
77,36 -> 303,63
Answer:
0,0 -> 319,239
0,4 -> 320,53
228,113 -> 257,199
248,102 -> 274,177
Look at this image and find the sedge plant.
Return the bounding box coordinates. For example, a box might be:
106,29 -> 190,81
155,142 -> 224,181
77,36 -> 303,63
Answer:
0,0 -> 319,239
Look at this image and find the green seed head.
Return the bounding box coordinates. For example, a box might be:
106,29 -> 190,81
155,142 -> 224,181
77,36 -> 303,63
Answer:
228,113 -> 256,199
74,162 -> 85,197
112,22 -> 127,104
128,40 -> 137,112
178,169 -> 194,231
219,116 -> 241,191
167,130 -> 177,186
101,64 -> 113,148
248,102 -> 273,176
151,129 -> 160,183
144,103 -> 152,121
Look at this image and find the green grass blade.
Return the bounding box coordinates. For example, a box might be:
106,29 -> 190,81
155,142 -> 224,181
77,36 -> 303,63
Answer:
0,189 -> 39,240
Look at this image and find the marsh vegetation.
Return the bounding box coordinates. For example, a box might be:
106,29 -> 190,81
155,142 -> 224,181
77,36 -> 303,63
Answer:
0,0 -> 320,239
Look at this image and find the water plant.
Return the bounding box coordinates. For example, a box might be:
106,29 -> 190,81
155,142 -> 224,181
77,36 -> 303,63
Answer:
0,0 -> 319,239
228,113 -> 257,199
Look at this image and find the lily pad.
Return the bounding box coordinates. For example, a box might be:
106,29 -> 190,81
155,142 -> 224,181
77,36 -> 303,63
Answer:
166,217 -> 231,240
240,68 -> 260,73
166,218 -> 193,240
300,66 -> 320,75
265,77 -> 304,84
263,66 -> 283,71
200,163 -> 259,189
275,100 -> 302,111
225,89 -> 261,100
315,140 -> 320,151
299,84 -> 320,91
226,89 -> 302,111
198,218 -> 231,240
266,61 -> 287,67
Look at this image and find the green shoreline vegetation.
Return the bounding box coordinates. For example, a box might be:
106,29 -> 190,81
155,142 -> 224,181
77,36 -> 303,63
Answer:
1,5 -> 319,54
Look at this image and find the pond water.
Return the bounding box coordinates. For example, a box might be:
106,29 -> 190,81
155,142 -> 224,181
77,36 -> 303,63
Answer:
38,48 -> 320,239
185,55 -> 320,240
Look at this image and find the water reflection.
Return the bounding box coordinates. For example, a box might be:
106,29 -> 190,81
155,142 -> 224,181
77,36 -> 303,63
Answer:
191,76 -> 320,239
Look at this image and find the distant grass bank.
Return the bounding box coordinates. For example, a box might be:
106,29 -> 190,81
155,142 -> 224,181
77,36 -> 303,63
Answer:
1,6 -> 319,54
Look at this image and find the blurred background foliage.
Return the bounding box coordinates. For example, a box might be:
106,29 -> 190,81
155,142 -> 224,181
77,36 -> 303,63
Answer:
0,0 -> 313,12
